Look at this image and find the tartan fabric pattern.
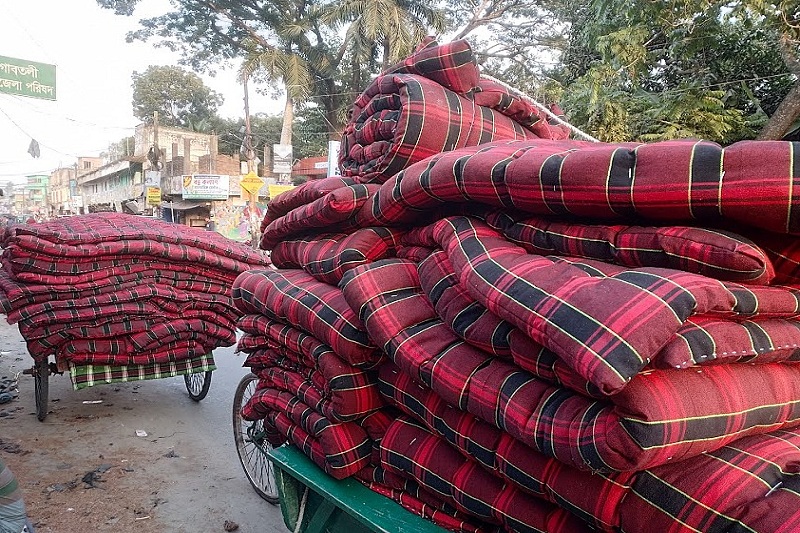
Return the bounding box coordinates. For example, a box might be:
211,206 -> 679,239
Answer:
4,212 -> 270,266
242,345 -> 384,421
5,237 -> 258,278
382,38 -> 480,94
341,258 -> 800,472
7,284 -> 238,324
0,268 -> 230,313
69,353 -> 215,390
657,316 -> 800,368
0,212 -> 267,368
398,217 -> 800,394
745,229 -> 800,284
259,184 -> 380,249
380,362 -> 800,533
241,387 -> 373,479
270,227 -> 403,285
339,74 -> 536,184
471,79 -> 570,140
361,479 -> 491,533
2,259 -> 234,286
24,317 -> 234,358
232,269 -> 381,366
417,250 -> 601,397
261,177 -> 358,231
381,417 -> 595,533
353,138 -> 800,235
61,340 -> 208,366
478,209 -> 775,284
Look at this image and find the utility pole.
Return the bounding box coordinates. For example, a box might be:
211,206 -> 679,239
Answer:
153,111 -> 159,162
243,74 -> 259,249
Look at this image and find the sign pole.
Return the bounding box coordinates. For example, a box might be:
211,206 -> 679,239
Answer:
243,75 -> 259,249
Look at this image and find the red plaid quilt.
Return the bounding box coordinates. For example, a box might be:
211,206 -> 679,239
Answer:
270,227 -> 403,285
341,259 -> 800,472
261,177 -> 358,231
260,184 -> 380,249
477,209 -> 775,284
236,319 -> 384,421
339,74 -> 537,184
232,269 -> 381,366
399,217 -> 800,394
381,416 -> 594,533
380,363 -> 800,533
242,387 -> 373,479
354,138 -> 800,235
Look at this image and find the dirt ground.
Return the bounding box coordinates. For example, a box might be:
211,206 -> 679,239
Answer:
0,319 -> 287,533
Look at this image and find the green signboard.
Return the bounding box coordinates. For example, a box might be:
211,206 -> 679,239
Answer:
0,55 -> 56,100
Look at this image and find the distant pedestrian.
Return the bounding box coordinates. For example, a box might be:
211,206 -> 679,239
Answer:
0,458 -> 34,533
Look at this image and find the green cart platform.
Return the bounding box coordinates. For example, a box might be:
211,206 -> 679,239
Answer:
268,446 -> 447,533
232,372 -> 447,533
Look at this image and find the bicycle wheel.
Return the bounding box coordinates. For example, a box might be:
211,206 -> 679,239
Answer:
34,359 -> 49,422
184,371 -> 212,401
232,373 -> 278,504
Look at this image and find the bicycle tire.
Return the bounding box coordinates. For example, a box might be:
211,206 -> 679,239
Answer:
184,371 -> 212,401
232,372 -> 278,504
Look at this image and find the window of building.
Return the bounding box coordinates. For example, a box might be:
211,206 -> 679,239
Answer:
84,161 -> 92,170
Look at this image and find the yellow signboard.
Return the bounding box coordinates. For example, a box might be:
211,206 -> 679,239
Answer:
240,172 -> 265,195
146,186 -> 161,206
267,184 -> 295,199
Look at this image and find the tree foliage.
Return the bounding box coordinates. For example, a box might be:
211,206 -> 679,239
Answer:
557,0 -> 798,142
131,65 -> 223,129
103,0 -> 800,146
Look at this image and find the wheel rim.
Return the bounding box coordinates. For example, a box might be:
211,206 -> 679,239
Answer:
234,376 -> 278,501
185,373 -> 204,395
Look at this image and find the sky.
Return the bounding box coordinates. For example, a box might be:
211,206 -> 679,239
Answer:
0,0 -> 284,184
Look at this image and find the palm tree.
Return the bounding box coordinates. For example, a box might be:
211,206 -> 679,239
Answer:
324,0 -> 447,70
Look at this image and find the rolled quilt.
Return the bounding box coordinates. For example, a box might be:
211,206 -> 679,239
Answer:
338,74 -> 538,184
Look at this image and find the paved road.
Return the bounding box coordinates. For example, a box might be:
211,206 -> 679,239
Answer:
0,318 -> 287,533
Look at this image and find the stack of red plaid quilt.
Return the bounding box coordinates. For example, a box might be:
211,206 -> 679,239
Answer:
242,133 -> 800,532
0,213 -> 271,384
337,39 -> 569,185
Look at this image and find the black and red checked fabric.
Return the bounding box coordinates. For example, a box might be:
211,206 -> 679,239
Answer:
380,363 -> 800,533
260,183 -> 380,249
0,213 -> 270,368
232,269 -> 381,367
269,227 -> 403,285
4,212 -> 269,265
261,177 -> 358,231
476,209 -> 775,284
381,416 -> 595,533
471,79 -> 570,140
241,387 -> 374,479
398,217 -> 800,395
340,258 -> 800,472
0,268 -> 230,314
352,138 -> 800,235
381,38 -> 480,94
416,249 -> 602,398
237,315 -> 384,420
338,74 -> 538,184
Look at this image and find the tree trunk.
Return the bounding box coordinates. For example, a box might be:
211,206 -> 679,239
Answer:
759,34 -> 800,140
280,91 -> 294,146
757,82 -> 800,140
